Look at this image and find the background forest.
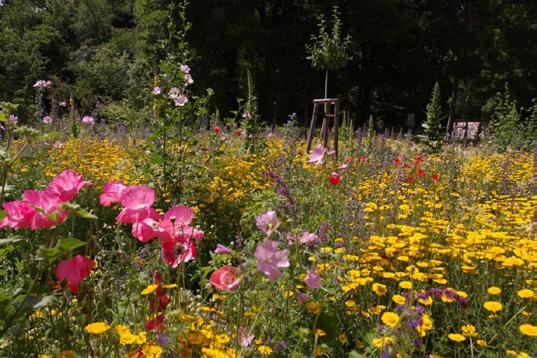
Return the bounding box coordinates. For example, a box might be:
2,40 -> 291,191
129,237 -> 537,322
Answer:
1,0 -> 537,130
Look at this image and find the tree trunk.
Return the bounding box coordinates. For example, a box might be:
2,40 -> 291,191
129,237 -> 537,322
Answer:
446,77 -> 459,138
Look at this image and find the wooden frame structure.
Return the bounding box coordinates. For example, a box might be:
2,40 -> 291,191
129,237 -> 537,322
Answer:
306,98 -> 340,158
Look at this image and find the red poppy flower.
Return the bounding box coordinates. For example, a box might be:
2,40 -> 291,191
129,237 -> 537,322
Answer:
213,127 -> 221,134
328,172 -> 341,185
432,173 -> 440,182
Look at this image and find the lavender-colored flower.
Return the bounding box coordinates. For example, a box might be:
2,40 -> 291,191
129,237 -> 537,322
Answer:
214,243 -> 232,255
8,114 -> 18,124
306,144 -> 327,164
152,86 -> 161,95
304,267 -> 320,289
81,116 -> 94,126
256,210 -> 280,236
297,292 -> 307,302
157,333 -> 169,346
288,112 -> 297,120
43,116 -> 53,124
174,94 -> 188,107
255,239 -> 289,280
238,327 -> 254,347
299,231 -> 318,245
180,64 -> 190,74
184,73 -> 193,85
59,101 -> 67,107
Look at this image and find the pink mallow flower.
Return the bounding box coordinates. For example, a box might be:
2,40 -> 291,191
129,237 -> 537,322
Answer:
210,265 -> 242,292
43,116 -> 53,124
256,210 -> 280,237
180,64 -> 190,74
306,144 -> 327,165
55,255 -> 95,294
81,116 -> 94,126
304,267 -> 321,289
214,243 -> 232,255
299,231 -> 318,245
116,186 -> 159,224
255,239 -> 289,280
99,181 -> 127,206
47,169 -> 92,202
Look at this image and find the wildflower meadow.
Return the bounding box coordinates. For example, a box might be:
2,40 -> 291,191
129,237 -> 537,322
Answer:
0,1 -> 536,357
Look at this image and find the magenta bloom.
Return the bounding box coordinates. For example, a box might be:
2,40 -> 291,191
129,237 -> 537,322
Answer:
304,267 -> 321,289
256,210 -> 280,236
255,239 -> 289,280
306,144 -> 327,164
116,186 -> 159,223
210,265 -> 242,292
99,181 -> 127,206
55,255 -> 95,294
0,200 -> 35,229
214,243 -> 232,255
47,169 -> 92,202
22,190 -> 66,229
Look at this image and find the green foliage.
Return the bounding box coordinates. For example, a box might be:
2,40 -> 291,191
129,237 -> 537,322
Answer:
306,6 -> 352,72
419,82 -> 444,152
485,84 -> 537,151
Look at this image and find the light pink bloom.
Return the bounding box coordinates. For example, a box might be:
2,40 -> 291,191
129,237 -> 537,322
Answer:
152,86 -> 161,95
45,80 -> 53,88
43,116 -> 53,124
53,141 -> 63,149
210,265 -> 242,292
47,169 -> 92,202
180,64 -> 190,74
23,189 -> 66,229
304,267 -> 321,289
162,205 -> 193,226
255,239 -> 289,280
8,115 -> 18,124
55,255 -> 95,294
242,112 -> 252,119
214,243 -> 232,255
256,210 -> 280,236
59,101 -> 67,107
33,80 -> 48,89
81,116 -> 94,126
99,181 -> 127,206
337,163 -> 349,171
184,73 -> 193,85
116,186 -> 159,223
307,144 -> 327,164
299,231 -> 318,245
173,94 -> 188,107
238,327 -> 255,347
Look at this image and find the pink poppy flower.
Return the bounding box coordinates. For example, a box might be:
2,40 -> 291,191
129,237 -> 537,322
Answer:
304,267 -> 321,289
255,239 -> 289,280
306,144 -> 327,165
47,169 -> 92,202
55,255 -> 95,294
99,181 -> 127,206
214,243 -> 232,255
210,265 -> 242,292
160,237 -> 197,267
162,205 -> 194,226
0,200 -> 35,229
132,218 -> 159,242
116,186 -> 159,223
256,210 -> 280,236
23,189 -> 66,229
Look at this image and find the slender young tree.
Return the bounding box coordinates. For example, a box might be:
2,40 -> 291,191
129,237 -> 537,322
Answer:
420,82 -> 444,152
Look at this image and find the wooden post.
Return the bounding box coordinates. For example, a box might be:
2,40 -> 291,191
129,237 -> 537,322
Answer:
306,103 -> 319,152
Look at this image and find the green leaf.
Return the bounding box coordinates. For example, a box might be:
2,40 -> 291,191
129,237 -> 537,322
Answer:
37,238 -> 86,262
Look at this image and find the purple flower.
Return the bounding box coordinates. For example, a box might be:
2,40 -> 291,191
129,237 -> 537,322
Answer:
81,116 -> 94,126
43,116 -> 53,124
152,86 -> 161,95
8,115 -> 18,124
306,144 -> 327,164
180,64 -> 190,74
297,292 -> 307,302
255,239 -> 289,280
304,267 -> 320,289
214,243 -> 232,255
256,210 -> 280,236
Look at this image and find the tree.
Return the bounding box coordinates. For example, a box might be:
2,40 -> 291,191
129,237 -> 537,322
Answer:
419,82 -> 444,152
